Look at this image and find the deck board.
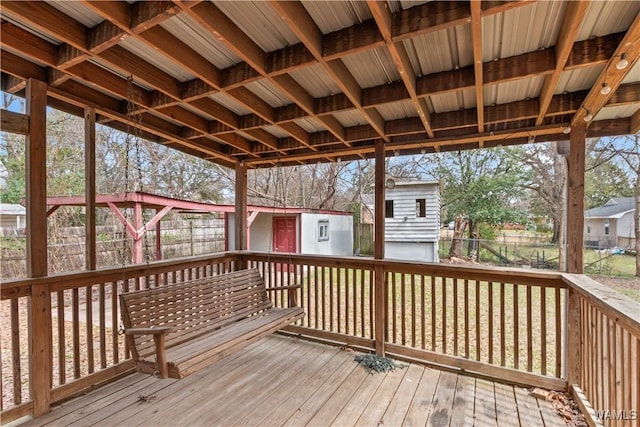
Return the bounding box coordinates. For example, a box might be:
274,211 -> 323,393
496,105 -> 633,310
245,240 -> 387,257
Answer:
16,335 -> 568,427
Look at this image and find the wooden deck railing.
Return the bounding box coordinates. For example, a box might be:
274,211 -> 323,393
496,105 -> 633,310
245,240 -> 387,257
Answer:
563,274 -> 640,427
0,253 -> 238,422
1,251 -> 638,426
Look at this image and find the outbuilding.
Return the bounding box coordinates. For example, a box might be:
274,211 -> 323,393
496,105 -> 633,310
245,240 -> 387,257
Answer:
383,180 -> 440,262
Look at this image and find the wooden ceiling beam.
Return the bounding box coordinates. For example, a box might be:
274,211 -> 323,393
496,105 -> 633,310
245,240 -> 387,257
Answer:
572,13 -> 640,125
470,0 -> 484,133
368,0 -> 434,138
536,1 -> 589,126
391,1 -> 471,41
175,1 -> 336,153
271,0 -> 388,141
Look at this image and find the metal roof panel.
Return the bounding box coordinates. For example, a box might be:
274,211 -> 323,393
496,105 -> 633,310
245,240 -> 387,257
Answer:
161,14 -> 240,69
342,47 -> 400,88
302,1 -> 371,33
289,64 -> 342,98
216,2 -> 299,52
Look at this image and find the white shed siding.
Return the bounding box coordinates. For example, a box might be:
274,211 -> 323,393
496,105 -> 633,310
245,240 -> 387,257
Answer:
0,214 -> 25,229
383,182 -> 440,263
300,213 -> 353,256
385,183 -> 440,242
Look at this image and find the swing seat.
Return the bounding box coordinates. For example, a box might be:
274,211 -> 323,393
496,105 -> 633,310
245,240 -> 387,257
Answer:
119,268 -> 304,379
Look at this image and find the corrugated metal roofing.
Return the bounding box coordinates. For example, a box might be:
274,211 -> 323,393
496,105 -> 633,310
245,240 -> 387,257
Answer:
2,0 -> 638,167
246,80 -> 291,108
88,58 -> 154,92
342,47 -> 400,88
161,14 -> 240,69
377,100 -> 418,121
289,65 -> 342,98
333,110 -> 369,127
294,117 -> 325,133
556,66 -> 607,94
120,37 -> 195,82
405,25 -> 472,76
483,2 -> 564,62
485,76 -> 545,106
216,2 -> 299,52
578,1 -> 640,40
208,93 -> 252,116
596,104 -> 640,121
429,89 -> 476,114
262,125 -> 289,139
47,0 -> 104,28
302,1 -> 371,33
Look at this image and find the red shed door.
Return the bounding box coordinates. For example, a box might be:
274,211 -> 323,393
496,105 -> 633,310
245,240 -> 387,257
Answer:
273,216 -> 296,273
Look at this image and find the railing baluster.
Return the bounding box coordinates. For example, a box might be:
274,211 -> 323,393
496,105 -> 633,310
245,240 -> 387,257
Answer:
72,288 -> 80,379
513,285 -> 520,369
421,275 -> 426,350
337,267 -> 342,334
453,278 -> 458,356
464,279 -> 469,358
555,287 -> 561,377
86,285 -> 94,374
411,274 -> 416,348
56,290 -> 65,386
526,285 -> 532,372
99,283 -> 106,369
111,282 -> 119,364
488,282 -> 493,365
441,276 -> 446,354
475,280 -> 480,361
500,282 -> 505,367
11,298 -> 21,404
391,272 -> 397,344
400,273 -> 406,346
368,269 -> 373,339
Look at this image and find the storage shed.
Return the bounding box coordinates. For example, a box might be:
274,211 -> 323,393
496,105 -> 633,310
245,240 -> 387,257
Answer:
227,208 -> 353,257
383,180 -> 440,262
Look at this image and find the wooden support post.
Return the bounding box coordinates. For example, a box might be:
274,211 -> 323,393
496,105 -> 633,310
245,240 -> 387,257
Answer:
84,107 -> 96,270
374,140 -> 386,356
133,202 -> 143,264
566,288 -> 582,386
26,78 -> 52,417
235,162 -> 248,269
567,124 -> 586,273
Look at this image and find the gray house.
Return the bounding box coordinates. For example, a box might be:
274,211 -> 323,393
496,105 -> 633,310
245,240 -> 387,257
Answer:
383,180 -> 440,262
584,197 -> 636,249
0,203 -> 26,230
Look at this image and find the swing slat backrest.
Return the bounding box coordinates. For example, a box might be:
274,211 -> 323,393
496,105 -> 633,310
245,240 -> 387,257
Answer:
120,269 -> 271,359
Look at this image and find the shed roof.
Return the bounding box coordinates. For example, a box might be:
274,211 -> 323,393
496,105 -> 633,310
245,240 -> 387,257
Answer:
1,1 -> 639,168
584,197 -> 635,219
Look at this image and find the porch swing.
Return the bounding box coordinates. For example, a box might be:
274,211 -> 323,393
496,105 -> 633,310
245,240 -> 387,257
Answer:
117,77 -> 304,379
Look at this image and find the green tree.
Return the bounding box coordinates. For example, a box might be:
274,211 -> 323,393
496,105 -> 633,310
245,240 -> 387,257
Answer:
431,148 -> 528,256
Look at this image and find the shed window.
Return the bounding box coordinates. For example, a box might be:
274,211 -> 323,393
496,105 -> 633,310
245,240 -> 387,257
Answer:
604,220 -> 610,236
318,220 -> 329,241
416,199 -> 426,217
385,200 -> 394,218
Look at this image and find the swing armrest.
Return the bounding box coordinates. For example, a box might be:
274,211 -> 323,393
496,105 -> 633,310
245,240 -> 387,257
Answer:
124,327 -> 171,379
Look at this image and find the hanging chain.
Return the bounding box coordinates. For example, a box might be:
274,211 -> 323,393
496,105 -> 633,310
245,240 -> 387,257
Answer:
128,78 -> 153,268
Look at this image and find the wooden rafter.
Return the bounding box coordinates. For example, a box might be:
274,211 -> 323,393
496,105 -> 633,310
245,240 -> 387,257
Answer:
536,1 -> 590,126
470,0 -> 484,134
572,12 -> 640,125
270,0 -> 388,141
367,0 -> 434,139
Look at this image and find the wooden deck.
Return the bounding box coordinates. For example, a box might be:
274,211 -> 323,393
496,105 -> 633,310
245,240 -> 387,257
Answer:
17,335 -> 566,427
